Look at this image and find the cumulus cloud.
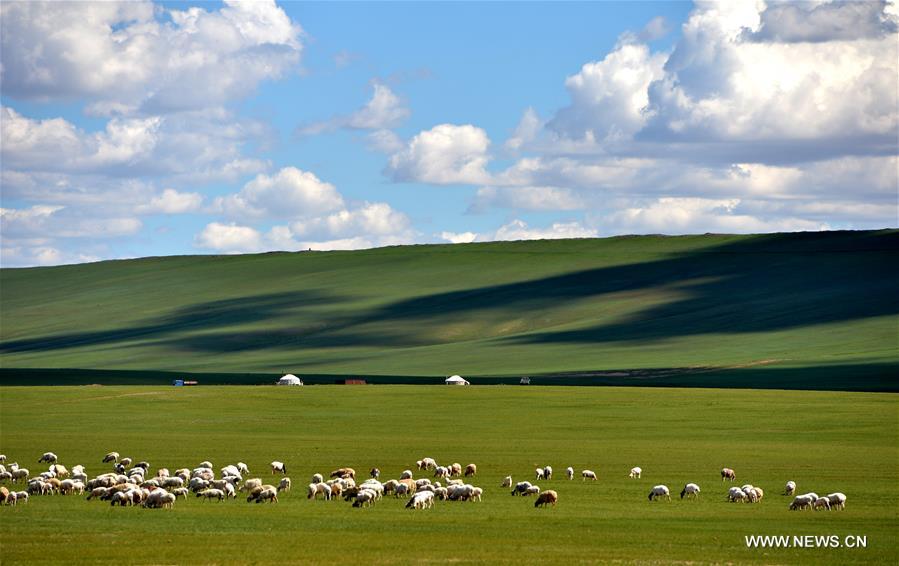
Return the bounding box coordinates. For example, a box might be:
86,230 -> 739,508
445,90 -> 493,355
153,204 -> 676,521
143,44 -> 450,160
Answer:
387,124 -> 491,184
439,219 -> 598,244
744,0 -> 898,43
505,107 -> 542,152
469,186 -> 584,213
439,231 -> 479,244
0,0 -> 303,115
136,189 -> 203,214
212,167 -> 345,220
297,83 -> 410,135
0,205 -> 142,241
195,222 -> 263,254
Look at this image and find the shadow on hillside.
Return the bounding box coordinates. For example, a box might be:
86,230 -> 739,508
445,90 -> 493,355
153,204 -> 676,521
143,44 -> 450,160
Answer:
0,290 -> 342,353
1,230 -> 897,355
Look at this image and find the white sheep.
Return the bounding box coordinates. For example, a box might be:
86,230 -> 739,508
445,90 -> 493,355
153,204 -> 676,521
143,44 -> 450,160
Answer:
400,470 -> 414,480
629,467 -> 642,479
270,461 -> 287,475
162,477 -> 184,489
648,485 -> 670,501
535,468 -> 545,480
827,492 -> 847,510
311,473 -> 323,484
501,475 -> 512,487
543,466 -> 553,480
511,481 -> 532,496
255,488 -> 278,503
524,485 -> 540,496
6,492 -> 17,506
680,483 -> 700,499
728,487 -> 747,502
352,488 -> 376,507
813,497 -> 831,510
14,491 -> 28,504
198,461 -> 213,469
237,462 -> 250,475
419,457 -> 437,470
566,467 -> 574,480
784,481 -> 796,496
278,477 -> 291,492
582,470 -> 597,481
198,489 -> 225,501
11,468 -> 29,483
307,482 -> 332,500
102,452 -> 119,463
405,490 -> 434,509
433,466 -> 450,479
172,487 -> 189,499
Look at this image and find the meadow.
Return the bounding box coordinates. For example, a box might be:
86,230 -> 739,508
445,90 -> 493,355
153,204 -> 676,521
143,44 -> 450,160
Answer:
2,231 -> 897,389
1,385 -> 896,565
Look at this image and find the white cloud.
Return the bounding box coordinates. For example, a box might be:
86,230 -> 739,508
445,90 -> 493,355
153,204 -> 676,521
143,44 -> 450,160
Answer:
366,129 -> 405,154
439,231 -> 478,244
289,202 -> 412,239
601,198 -> 830,235
213,167 -> 345,220
470,186 -> 584,213
494,219 -> 598,241
136,188 -> 203,214
744,0 -> 898,43
387,124 -> 491,184
640,16 -> 671,41
195,222 -> 263,253
0,245 -> 101,268
297,83 -> 410,135
505,107 -> 542,152
0,0 -> 303,115
0,205 -> 142,240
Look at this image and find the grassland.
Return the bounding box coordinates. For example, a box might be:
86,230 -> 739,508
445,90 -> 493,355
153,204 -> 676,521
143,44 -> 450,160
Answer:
1,385 -> 896,565
1,231 -> 897,389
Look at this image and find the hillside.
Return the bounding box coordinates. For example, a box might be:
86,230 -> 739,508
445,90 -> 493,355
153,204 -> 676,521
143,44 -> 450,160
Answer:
1,230 -> 897,389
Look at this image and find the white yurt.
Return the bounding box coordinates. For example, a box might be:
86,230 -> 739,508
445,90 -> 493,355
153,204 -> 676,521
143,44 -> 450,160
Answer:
445,375 -> 470,385
277,374 -> 303,386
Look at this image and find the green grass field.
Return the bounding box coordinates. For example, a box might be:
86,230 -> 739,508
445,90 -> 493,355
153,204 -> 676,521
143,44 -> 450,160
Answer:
1,385 -> 896,565
1,230 -> 897,389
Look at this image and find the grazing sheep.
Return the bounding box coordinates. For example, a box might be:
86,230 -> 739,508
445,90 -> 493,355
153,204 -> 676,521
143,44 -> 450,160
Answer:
14,491 -> 28,504
414,478 -> 432,490
728,488 -> 748,503
450,463 -> 462,477
72,465 -> 85,476
220,465 -> 240,478
6,492 -> 17,506
11,468 -> 29,483
434,486 -> 449,500
0,455 -> 5,463
0,487 -> 8,504
433,466 -> 450,479
198,461 -> 213,469
370,468 -> 380,479
582,470 -> 597,481
330,467 -> 355,480
501,475 -> 512,488
524,485 -> 540,496
721,468 -> 736,481
784,481 -> 796,496
352,488 -> 376,508
311,473 -> 323,484
535,468 -> 545,480
543,466 -> 552,480
197,489 -> 225,502
400,470 -> 414,480
680,483 -> 701,499
38,452 -> 58,464
278,478 -> 291,492
534,490 -> 558,508
307,482 -> 332,500
566,467 -> 574,480
405,490 -> 434,509
102,452 -> 119,463
271,461 -> 287,475
827,492 -> 847,510
256,488 -> 279,503
156,468 -> 170,479
511,481 -> 532,496
86,487 -> 108,500
629,467 -> 642,479
172,488 -> 189,500
648,485 -> 671,501
751,487 -> 764,501
120,458 -> 133,468
237,462 -> 250,475
464,464 -> 477,477
162,477 -> 184,489
418,457 -> 437,470
814,497 -> 831,510
189,478 -> 210,492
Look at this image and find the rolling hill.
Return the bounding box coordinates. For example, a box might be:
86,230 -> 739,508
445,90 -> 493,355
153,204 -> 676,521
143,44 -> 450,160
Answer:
1,230 -> 896,389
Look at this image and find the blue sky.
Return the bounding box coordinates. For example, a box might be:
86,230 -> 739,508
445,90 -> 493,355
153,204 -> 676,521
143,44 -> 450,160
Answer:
1,1 -> 896,266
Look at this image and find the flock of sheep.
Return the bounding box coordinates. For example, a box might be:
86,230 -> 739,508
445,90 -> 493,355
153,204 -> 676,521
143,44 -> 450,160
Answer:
0,453 -> 846,513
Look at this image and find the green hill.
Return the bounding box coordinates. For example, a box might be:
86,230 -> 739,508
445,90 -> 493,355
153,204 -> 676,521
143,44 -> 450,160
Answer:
1,230 -> 897,389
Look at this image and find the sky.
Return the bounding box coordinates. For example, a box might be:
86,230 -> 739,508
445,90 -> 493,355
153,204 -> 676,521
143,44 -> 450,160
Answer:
1,0 -> 897,267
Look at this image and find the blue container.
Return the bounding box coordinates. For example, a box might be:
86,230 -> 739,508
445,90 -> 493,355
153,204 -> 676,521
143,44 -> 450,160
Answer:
173,379 -> 184,386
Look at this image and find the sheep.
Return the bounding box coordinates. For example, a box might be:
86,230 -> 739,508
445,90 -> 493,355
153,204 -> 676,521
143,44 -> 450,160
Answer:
534,489 -> 558,508
11,468 -> 29,483
464,464 -> 477,477
566,467 -> 574,480
543,466 -> 553,480
221,465 -> 240,478
813,497 -> 831,510
237,462 -> 250,475
827,492 -> 847,510
86,487 -> 108,500
405,490 -> 434,509
524,485 -> 540,496
582,470 -> 597,481
161,477 -> 184,489
307,482 -> 331,500
784,481 -> 796,496
135,461 -> 150,471
330,467 -> 355,480
418,457 -> 437,470
721,468 -> 736,481
535,468 -> 545,480
189,478 -> 210,493
352,488 -> 376,508
172,487 -> 189,500
470,486 -> 483,502
414,478 -> 432,490
648,485 -> 671,501
271,461 -> 287,475
433,466 -> 450,479
6,492 -> 17,506
14,491 -> 28,504
449,463 -> 462,477
38,452 -> 58,464
370,468 -> 380,479
729,488 -> 748,503
511,481 -> 532,496
328,482 -> 343,498
311,473 -> 323,484
0,472 -> 13,482
120,457 -> 133,468
198,489 -> 225,502
158,492 -> 176,508
0,487 -> 8,504
434,487 -> 449,500
198,460 -> 213,469
175,469 -> 191,482
278,477 -> 291,492
629,467 -> 642,479
223,483 -> 236,499
751,487 -> 764,501
400,470 -> 414,480
102,452 -> 119,463
155,467 -> 169,479
680,483 -> 701,499
0,455 -> 5,463
501,475 -> 512,488
72,465 -> 85,476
